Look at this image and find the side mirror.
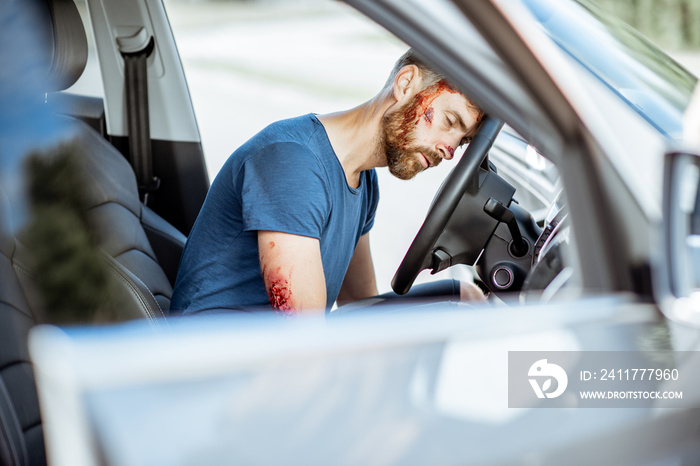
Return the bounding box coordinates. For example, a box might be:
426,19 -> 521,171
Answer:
660,150 -> 700,323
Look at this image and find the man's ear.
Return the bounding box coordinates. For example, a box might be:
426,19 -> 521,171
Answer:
393,65 -> 422,103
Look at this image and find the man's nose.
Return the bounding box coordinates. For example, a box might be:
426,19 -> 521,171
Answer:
437,143 -> 455,160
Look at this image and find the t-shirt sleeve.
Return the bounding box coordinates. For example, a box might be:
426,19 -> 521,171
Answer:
235,142 -> 330,239
361,168 -> 380,236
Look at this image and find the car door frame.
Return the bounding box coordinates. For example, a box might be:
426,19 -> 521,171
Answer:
83,0 -> 210,234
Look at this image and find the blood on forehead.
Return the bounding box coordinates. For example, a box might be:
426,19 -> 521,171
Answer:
415,79 -> 482,125
395,79 -> 474,151
413,79 -> 461,118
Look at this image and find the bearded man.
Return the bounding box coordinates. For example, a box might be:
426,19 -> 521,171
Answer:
171,49 -> 485,316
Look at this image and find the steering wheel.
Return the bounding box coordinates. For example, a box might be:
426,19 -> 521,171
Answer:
391,116 -> 504,295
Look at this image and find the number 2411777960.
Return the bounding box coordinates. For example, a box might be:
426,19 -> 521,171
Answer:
591,368 -> 680,381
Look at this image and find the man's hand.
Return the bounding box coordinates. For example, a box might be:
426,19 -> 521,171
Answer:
258,231 -> 326,315
460,280 -> 487,302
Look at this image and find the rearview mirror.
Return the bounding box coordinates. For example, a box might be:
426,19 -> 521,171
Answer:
661,150 -> 700,322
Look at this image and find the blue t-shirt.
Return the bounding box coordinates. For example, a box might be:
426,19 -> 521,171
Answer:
171,114 -> 379,314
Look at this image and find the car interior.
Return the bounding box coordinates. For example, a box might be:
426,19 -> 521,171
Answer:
0,0 -> 579,464
0,0 -> 205,463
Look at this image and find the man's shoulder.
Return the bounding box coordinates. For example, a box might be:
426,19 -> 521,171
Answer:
233,114 -> 325,161
258,113 -> 321,144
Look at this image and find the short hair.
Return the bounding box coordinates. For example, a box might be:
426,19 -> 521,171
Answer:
385,48 -> 485,138
384,48 -> 448,91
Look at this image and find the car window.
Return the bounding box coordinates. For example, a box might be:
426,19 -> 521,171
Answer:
488,127 -> 560,221
168,0 -> 568,298
522,0 -> 697,139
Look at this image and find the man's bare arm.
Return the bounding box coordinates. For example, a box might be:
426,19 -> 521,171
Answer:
337,233 -> 378,307
258,230 -> 326,315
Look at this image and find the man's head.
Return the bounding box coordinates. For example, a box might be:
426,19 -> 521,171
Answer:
381,49 -> 484,180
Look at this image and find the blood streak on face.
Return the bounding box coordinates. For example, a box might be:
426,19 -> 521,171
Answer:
383,79 -> 461,180
405,80 -> 459,131
395,80 -> 459,149
447,146 -> 455,158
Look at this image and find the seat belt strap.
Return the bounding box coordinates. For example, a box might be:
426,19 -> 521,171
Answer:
119,31 -> 159,203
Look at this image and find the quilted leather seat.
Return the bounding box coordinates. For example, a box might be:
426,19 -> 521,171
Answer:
0,190 -> 45,466
0,0 -> 188,463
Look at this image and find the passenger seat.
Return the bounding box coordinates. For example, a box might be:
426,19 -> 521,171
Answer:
0,0 -> 188,463
0,189 -> 46,466
37,0 -> 185,314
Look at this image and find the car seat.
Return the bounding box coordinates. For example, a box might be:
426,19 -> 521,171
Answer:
0,192 -> 46,466
37,0 -> 185,314
0,0 -> 188,463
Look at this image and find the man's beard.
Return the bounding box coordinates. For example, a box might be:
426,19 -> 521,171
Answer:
381,97 -> 442,180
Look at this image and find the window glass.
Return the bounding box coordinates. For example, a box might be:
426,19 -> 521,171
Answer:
523,0 -> 696,138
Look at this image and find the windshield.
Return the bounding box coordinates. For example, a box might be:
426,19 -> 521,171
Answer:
523,0 -> 697,138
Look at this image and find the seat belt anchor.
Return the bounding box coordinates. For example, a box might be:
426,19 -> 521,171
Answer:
117,28 -> 155,57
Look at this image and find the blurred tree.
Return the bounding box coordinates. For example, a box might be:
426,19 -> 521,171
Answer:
596,0 -> 700,49
22,143 -> 118,324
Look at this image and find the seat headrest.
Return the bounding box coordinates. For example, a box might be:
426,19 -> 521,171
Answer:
0,0 -> 86,236
21,0 -> 88,92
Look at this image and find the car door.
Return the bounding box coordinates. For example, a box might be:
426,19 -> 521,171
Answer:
26,1 -> 700,465
80,0 -> 210,234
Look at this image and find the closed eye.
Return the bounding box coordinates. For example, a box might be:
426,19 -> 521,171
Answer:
446,110 -> 467,132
